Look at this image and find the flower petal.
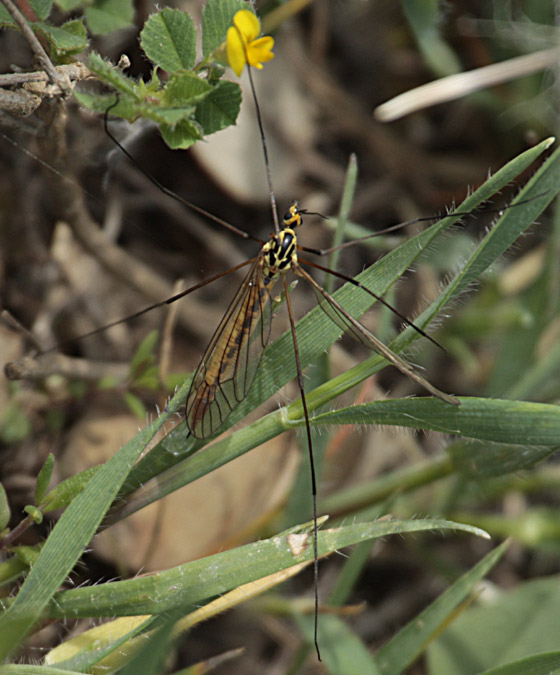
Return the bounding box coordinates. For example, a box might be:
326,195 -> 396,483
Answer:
226,9 -> 275,76
247,36 -> 275,69
226,24 -> 246,77
233,9 -> 260,43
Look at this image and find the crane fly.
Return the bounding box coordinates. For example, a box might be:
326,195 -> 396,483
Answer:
43,78 -> 464,660
5,10 -> 466,661
96,69 -> 460,659
19,7 -> 541,658
185,201 -> 459,440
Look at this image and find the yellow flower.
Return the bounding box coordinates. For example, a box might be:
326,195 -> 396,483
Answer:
226,9 -> 274,77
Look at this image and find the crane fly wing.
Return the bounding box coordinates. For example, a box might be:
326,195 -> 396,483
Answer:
296,265 -> 459,405
186,258 -> 274,438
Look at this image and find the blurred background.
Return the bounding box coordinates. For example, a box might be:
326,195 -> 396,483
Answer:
0,0 -> 559,672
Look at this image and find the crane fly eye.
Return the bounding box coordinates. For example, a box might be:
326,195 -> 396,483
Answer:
283,205 -> 301,228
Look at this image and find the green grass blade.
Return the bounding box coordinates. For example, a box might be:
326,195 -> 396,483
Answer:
293,145 -> 560,417
0,379 -> 190,661
108,395 -> 560,523
312,397 -> 560,446
297,614 -> 381,674
49,616 -> 158,672
0,666 -> 85,674
480,651 -> 560,675
321,454 -> 452,520
427,576 -> 560,674
402,0 -> 461,77
447,439 -> 559,479
325,153 -> 358,292
41,519 -> 487,620
375,541 -> 509,674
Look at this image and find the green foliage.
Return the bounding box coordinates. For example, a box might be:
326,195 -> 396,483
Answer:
75,0 -> 245,149
1,135 -> 558,672
23,504 -> 43,524
34,19 -> 88,60
88,140 -> 556,671
39,466 -> 101,512
296,613 -> 383,674
13,545 -> 41,568
0,0 -> 51,24
201,0 -> 248,57
376,542 -> 509,674
428,576 -> 560,674
122,391 -> 147,419
3,140 -> 546,669
54,0 -> 85,11
401,0 -> 461,76
139,8 -> 197,72
54,0 -> 135,35
35,454 -> 55,505
0,399 -> 32,444
0,0 -> 86,62
128,329 -> 159,387
0,483 -> 10,531
42,520 -> 487,621
0,387 -> 183,660
0,0 -> 243,145
84,0 -> 134,35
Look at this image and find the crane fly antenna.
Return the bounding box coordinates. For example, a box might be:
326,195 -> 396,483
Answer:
299,208 -> 328,219
301,193 -> 548,256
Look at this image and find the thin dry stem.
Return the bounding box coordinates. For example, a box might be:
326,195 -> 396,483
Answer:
5,353 -> 129,382
0,0 -> 71,95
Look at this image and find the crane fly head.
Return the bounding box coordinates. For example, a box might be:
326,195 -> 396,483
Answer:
282,201 -> 304,230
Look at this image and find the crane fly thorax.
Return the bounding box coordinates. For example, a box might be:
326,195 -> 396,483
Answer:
262,228 -> 297,282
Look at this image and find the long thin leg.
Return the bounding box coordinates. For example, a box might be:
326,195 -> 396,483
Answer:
299,257 -> 444,350
245,45 -> 280,235
103,101 -> 263,244
42,258 -> 256,354
282,276 -> 321,661
296,264 -> 460,406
